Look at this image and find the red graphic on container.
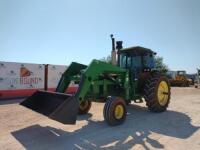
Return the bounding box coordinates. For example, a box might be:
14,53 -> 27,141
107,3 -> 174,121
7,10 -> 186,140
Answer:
20,66 -> 39,85
20,67 -> 31,77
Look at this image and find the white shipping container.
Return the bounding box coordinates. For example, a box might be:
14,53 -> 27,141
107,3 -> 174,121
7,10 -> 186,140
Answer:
0,61 -> 78,99
0,61 -> 44,90
47,64 -> 67,89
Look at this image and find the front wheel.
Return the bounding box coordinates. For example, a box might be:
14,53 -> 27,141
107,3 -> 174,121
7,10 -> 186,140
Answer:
78,100 -> 92,115
103,96 -> 127,126
144,74 -> 171,112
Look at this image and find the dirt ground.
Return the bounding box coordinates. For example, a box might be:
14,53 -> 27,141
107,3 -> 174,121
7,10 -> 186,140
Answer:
0,87 -> 200,150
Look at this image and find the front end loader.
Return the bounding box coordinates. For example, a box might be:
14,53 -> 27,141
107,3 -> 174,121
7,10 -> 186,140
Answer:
21,35 -> 171,126
170,70 -> 190,87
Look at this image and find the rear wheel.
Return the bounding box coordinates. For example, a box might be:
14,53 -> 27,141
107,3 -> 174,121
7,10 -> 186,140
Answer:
144,74 -> 171,112
78,100 -> 92,114
103,96 -> 127,126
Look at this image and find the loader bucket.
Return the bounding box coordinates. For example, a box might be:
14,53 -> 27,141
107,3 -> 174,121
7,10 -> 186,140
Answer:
20,90 -> 79,124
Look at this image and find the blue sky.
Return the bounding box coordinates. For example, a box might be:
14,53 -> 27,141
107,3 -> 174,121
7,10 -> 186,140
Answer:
0,0 -> 199,73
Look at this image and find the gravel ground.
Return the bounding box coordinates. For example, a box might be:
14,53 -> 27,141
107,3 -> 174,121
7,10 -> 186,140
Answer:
0,87 -> 200,150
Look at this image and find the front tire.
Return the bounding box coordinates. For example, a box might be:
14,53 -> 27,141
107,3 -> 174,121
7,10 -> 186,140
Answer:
103,96 -> 127,126
144,74 -> 171,112
78,100 -> 92,115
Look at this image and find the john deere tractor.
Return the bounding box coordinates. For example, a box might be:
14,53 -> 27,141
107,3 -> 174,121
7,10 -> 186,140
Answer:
21,35 -> 171,126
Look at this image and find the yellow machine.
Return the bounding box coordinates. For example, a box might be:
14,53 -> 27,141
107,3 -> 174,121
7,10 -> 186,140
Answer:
171,71 -> 190,87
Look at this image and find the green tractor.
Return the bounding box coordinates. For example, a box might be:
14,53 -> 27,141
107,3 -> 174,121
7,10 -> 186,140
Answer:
21,35 -> 171,126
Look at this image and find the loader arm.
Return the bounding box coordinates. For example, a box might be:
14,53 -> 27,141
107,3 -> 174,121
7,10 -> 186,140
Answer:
56,62 -> 87,93
74,59 -> 128,102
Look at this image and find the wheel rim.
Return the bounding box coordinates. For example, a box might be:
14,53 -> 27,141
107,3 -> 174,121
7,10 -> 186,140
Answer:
79,101 -> 88,110
157,81 -> 169,106
114,105 -> 124,119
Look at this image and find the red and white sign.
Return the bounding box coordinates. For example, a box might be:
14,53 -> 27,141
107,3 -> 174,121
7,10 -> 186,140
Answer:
0,61 -> 78,99
0,61 -> 44,90
0,61 -> 44,98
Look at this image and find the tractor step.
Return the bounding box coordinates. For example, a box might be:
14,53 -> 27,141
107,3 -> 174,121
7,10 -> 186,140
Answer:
20,90 -> 79,124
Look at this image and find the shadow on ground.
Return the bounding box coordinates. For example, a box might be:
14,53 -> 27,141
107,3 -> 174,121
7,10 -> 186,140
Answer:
11,105 -> 199,150
0,98 -> 24,105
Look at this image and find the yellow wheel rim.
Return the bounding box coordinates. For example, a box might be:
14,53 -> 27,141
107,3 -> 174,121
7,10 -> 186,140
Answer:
79,101 -> 88,110
114,105 -> 124,119
157,81 -> 169,106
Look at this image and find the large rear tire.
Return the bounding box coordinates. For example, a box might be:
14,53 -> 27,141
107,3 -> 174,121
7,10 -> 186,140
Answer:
144,74 -> 171,112
103,96 -> 127,126
78,100 -> 92,115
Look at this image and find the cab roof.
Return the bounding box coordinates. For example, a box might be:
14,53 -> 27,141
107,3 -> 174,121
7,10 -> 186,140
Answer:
119,46 -> 156,56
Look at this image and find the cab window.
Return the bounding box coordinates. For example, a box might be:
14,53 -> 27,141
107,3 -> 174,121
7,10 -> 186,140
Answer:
131,56 -> 142,69
120,54 -> 126,68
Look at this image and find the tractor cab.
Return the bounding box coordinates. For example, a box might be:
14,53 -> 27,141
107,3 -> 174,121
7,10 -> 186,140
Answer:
117,46 -> 157,93
118,46 -> 156,73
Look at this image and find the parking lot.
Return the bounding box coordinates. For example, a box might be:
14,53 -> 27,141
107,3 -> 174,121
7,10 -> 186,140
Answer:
0,87 -> 200,150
